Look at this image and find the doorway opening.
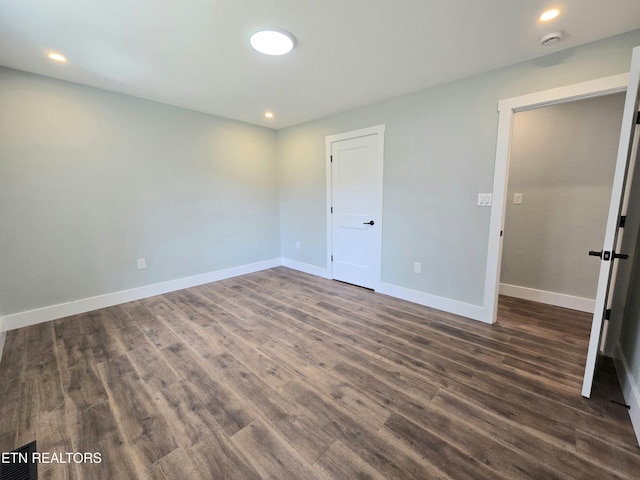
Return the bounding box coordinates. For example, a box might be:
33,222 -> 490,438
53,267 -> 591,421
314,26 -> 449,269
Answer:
499,93 -> 625,314
484,73 -> 629,325
485,70 -> 640,401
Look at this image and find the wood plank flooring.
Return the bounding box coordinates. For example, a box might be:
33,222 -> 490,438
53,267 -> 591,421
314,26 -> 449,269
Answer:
0,267 -> 638,479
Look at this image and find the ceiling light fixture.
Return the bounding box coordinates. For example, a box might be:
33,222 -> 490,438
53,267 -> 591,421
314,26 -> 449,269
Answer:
264,112 -> 274,119
540,9 -> 560,22
47,52 -> 67,62
250,29 -> 295,56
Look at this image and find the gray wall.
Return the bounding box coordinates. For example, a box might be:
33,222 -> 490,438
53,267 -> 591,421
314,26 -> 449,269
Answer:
277,30 -> 640,306
0,67 -> 280,316
3,30 -> 640,318
619,232 -> 640,400
501,94 -> 625,299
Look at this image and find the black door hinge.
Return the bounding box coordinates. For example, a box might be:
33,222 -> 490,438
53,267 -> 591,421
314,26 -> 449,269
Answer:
330,155 -> 333,162
619,215 -> 626,228
331,255 -> 333,262
331,207 -> 333,214
605,309 -> 611,320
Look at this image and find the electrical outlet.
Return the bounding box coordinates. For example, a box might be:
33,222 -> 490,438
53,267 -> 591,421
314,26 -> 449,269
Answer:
137,258 -> 146,270
414,262 -> 421,274
513,193 -> 523,205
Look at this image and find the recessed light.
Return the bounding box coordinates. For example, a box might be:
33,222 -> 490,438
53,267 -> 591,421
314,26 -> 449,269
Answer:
265,112 -> 274,119
250,29 -> 295,56
47,52 -> 67,62
540,9 -> 560,22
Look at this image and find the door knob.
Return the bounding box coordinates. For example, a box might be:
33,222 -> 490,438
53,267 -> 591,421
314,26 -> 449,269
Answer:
588,250 -> 628,261
613,251 -> 629,260
363,220 -> 375,225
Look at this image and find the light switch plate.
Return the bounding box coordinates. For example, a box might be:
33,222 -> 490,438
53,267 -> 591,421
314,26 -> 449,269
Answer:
477,193 -> 492,206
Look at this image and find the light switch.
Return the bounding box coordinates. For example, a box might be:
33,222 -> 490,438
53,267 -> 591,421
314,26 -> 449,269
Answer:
513,193 -> 523,205
477,193 -> 492,207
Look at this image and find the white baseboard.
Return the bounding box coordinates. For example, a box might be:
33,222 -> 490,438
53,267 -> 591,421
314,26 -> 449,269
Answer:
0,258 -> 281,333
614,343 -> 640,447
377,282 -> 488,323
0,256 -> 491,342
0,331 -> 6,363
499,283 -> 595,313
280,258 -> 331,279
280,260 -> 488,322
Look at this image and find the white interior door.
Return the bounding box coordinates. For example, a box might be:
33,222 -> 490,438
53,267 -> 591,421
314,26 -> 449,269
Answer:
582,46 -> 640,398
329,129 -> 384,289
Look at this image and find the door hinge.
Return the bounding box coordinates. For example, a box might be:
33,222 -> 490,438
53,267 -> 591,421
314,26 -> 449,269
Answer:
619,215 -> 627,228
331,255 -> 333,262
637,111 -> 640,124
330,155 -> 333,162
605,309 -> 611,320
331,206 -> 333,214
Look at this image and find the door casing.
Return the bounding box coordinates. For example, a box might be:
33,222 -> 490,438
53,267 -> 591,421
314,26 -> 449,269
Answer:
485,74 -> 629,325
326,125 -> 385,289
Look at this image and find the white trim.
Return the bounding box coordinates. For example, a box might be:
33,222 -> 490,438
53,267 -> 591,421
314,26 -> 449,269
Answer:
280,258 -> 331,279
377,282 -> 488,323
326,136 -> 333,279
325,124 -> 386,289
0,258 -> 280,332
0,331 -> 6,363
485,73 -> 629,326
325,125 -> 386,145
499,283 -> 595,313
498,73 -> 630,113
614,342 -> 640,447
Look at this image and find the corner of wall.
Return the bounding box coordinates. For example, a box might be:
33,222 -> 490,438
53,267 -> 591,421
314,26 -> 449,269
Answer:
280,258 -> 330,279
0,258 -> 282,333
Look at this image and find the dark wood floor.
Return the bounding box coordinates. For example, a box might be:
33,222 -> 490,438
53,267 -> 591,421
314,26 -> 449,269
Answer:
0,267 -> 638,479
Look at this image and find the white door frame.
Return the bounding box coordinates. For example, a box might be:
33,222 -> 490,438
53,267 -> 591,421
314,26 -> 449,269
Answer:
484,74 -> 629,324
326,124 -> 385,289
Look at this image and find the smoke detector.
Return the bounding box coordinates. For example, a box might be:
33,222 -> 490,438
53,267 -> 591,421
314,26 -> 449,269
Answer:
540,32 -> 563,46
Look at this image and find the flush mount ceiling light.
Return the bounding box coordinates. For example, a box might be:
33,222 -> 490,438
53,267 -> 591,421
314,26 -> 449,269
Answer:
47,52 -> 67,62
250,29 -> 295,55
540,9 -> 560,22
264,112 -> 274,118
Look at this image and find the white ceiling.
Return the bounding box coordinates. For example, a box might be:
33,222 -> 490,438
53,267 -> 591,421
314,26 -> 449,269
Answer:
1,1 -> 640,129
